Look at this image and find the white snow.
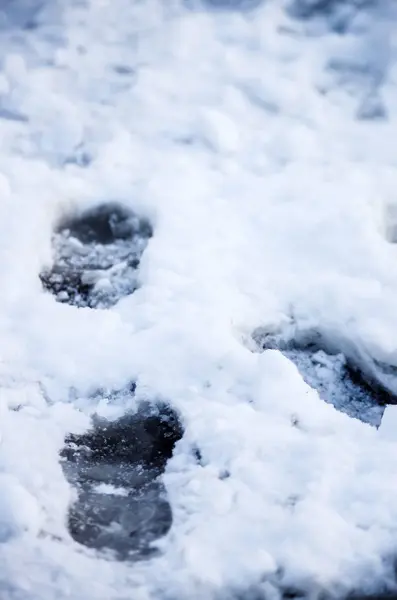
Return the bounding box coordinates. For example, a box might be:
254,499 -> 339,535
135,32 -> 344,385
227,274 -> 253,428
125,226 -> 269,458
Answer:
1,0 -> 397,598
379,405 -> 397,442
94,484 -> 129,497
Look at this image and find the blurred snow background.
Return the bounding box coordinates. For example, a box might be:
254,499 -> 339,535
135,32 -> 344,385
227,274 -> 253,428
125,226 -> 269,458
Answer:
1,0 -> 397,598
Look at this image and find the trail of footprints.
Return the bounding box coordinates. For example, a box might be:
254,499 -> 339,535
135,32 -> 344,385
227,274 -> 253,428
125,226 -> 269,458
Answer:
42,203 -> 397,598
42,203 -> 183,559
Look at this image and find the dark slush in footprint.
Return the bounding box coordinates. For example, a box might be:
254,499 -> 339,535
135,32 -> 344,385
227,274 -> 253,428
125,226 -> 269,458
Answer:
60,401 -> 183,559
40,202 -> 152,309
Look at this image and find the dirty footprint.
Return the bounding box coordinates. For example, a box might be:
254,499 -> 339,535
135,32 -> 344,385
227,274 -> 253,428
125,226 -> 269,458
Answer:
60,401 -> 183,559
40,202 -> 153,308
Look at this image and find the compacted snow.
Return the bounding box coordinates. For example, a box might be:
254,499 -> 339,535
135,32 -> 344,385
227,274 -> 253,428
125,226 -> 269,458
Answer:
1,0 -> 397,598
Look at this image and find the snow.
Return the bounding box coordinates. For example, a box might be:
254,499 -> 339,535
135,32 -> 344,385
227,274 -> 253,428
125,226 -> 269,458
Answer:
379,405 -> 397,443
1,0 -> 397,598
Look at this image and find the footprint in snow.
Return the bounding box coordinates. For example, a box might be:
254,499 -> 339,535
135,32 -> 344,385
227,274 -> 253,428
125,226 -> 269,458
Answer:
253,326 -> 395,427
40,202 -> 152,309
60,400 -> 183,560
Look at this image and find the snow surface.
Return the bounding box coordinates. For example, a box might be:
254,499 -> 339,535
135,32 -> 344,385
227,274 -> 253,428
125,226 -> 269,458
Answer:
1,0 -> 397,598
379,405 -> 397,443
